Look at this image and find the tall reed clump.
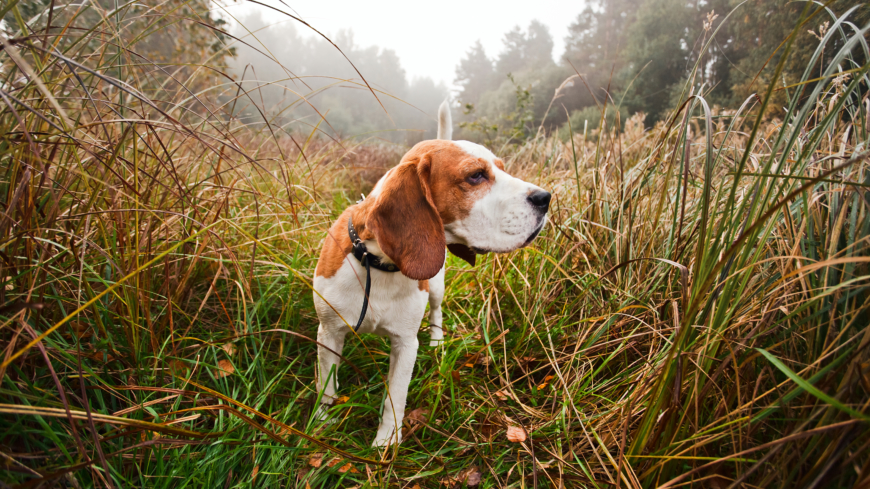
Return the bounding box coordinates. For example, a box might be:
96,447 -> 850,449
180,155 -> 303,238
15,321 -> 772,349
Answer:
1,1 -> 869,488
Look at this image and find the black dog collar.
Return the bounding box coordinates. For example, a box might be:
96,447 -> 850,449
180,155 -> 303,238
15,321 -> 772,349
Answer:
347,215 -> 400,273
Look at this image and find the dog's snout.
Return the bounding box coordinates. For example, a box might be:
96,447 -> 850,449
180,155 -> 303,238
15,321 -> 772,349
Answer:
527,190 -> 551,211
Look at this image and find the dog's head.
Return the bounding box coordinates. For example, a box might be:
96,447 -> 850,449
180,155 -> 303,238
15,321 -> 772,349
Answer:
365,139 -> 550,280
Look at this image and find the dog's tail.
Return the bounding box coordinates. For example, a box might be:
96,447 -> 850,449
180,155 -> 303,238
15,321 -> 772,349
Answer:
437,99 -> 452,140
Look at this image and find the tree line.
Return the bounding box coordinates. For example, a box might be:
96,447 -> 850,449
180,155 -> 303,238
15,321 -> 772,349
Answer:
9,0 -> 861,145
453,0 -> 868,142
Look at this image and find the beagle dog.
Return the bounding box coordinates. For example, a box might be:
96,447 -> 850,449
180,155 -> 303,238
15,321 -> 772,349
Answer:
312,101 -> 551,447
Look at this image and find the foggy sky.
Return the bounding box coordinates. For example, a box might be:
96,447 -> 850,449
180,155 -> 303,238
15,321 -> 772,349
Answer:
216,0 -> 581,86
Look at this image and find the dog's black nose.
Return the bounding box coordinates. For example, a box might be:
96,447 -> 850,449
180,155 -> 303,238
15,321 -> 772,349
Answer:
527,190 -> 551,210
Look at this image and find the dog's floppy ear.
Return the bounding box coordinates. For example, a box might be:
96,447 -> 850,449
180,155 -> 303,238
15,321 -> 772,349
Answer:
447,244 -> 476,267
368,155 -> 445,280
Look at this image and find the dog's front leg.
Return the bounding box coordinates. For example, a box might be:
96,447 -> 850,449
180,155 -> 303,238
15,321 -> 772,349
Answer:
427,267 -> 445,347
372,335 -> 419,447
315,323 -> 347,421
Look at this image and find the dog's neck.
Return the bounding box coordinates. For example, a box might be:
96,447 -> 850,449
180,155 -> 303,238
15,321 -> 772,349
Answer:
347,199 -> 395,265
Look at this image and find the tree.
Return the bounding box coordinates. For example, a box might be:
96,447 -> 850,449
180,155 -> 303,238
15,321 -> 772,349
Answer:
560,0 -> 642,119
619,0 -> 734,122
454,40 -> 495,106
727,0 -> 869,112
563,0 -> 640,76
494,20 -> 555,78
525,20 -> 555,70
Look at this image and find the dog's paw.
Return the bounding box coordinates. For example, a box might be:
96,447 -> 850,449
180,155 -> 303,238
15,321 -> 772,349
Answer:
314,403 -> 338,425
371,428 -> 401,447
428,339 -> 443,347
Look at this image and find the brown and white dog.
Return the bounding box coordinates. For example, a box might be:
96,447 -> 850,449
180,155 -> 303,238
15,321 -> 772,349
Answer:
312,101 -> 551,447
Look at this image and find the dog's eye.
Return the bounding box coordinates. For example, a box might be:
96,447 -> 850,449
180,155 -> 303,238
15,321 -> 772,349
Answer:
466,171 -> 487,185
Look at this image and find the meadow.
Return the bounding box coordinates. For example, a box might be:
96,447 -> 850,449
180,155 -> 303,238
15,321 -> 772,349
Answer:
1,1 -> 869,488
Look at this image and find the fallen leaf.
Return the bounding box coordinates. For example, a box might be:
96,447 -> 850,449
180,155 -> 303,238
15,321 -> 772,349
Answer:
251,465 -> 259,482
466,468 -> 482,486
168,359 -> 188,375
406,407 -> 429,426
493,389 -> 516,401
222,342 -> 236,355
451,370 -> 461,383
139,431 -> 160,442
308,453 -> 323,468
70,321 -> 92,339
506,425 -> 527,443
215,359 -> 234,378
440,476 -> 459,487
463,353 -> 479,368
327,457 -> 341,468
410,485 -> 421,489
334,395 -> 350,404
278,422 -> 297,439
337,462 -> 359,474
537,375 -> 555,390
458,465 -> 482,486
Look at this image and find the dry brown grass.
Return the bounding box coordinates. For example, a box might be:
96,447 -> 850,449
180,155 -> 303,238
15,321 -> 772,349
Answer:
1,1 -> 869,488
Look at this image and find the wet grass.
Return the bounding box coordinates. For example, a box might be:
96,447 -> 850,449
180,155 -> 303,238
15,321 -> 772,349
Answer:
1,1 -> 869,488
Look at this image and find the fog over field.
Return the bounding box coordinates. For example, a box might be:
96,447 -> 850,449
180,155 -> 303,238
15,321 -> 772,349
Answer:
225,0 -> 868,144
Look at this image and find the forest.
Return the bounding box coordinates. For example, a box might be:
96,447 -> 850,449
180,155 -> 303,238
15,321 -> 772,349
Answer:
229,0 -> 868,144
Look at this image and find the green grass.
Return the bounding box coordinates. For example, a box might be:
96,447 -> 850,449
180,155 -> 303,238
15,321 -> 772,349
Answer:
1,1 -> 870,488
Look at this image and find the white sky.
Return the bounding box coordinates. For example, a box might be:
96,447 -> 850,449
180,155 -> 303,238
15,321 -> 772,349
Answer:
216,1 -> 584,87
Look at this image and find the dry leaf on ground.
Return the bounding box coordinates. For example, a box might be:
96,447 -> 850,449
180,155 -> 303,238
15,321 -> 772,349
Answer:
222,342 -> 236,355
537,375 -> 555,390
308,453 -> 323,468
506,425 -> 527,442
168,359 -> 188,375
493,389 -> 516,401
70,321 -> 92,339
215,359 -> 234,378
458,465 -> 482,486
406,407 -> 429,426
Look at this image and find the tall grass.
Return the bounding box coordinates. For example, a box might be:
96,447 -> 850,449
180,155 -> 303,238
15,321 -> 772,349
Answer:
1,1 -> 869,488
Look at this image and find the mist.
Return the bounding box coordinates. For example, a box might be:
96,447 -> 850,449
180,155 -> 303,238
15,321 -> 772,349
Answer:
229,0 -> 867,145
228,14 -> 448,145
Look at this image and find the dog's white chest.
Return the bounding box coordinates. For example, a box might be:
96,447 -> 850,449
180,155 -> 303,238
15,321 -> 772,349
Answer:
313,255 -> 430,337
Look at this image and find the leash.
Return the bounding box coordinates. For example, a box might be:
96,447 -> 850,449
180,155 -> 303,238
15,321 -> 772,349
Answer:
347,214 -> 399,332
346,200 -> 442,337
